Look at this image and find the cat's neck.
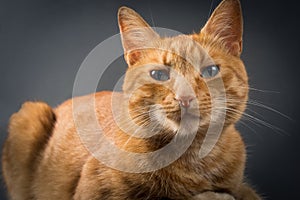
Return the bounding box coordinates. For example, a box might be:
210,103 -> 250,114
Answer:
107,93 -> 234,173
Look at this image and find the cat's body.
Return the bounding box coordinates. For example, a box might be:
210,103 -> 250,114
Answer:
2,93 -> 256,200
2,0 -> 261,199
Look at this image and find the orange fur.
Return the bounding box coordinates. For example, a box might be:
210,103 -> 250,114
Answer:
2,0 -> 261,199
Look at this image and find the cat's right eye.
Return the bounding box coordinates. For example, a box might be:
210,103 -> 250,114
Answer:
200,65 -> 220,78
150,70 -> 170,81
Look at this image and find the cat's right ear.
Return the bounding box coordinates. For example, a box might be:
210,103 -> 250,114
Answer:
118,6 -> 159,66
200,0 -> 243,57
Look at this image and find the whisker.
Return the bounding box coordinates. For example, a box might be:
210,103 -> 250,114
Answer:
121,117 -> 153,149
223,107 -> 287,135
247,99 -> 292,120
215,97 -> 292,120
248,87 -> 280,93
227,85 -> 280,93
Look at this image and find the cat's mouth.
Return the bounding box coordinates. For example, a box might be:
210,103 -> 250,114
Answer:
182,112 -> 200,119
165,107 -> 201,126
175,109 -> 201,122
147,104 -> 202,132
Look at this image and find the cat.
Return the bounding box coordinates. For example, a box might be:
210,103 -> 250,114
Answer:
2,0 -> 261,199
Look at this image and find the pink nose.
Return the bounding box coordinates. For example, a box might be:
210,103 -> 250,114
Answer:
176,96 -> 195,108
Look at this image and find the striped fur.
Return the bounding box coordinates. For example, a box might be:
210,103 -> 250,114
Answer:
2,0 -> 261,199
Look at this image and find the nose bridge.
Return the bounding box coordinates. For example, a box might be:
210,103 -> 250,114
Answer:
174,73 -> 195,98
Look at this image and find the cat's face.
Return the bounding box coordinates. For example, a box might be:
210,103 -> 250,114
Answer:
118,0 -> 248,134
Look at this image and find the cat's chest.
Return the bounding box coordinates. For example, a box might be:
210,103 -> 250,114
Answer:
138,161 -> 217,198
155,151 -> 237,197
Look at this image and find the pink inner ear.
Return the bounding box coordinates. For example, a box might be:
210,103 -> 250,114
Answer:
118,7 -> 159,59
200,0 -> 243,56
126,51 -> 142,66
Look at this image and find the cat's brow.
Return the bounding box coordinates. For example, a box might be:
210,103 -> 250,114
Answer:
162,36 -> 213,71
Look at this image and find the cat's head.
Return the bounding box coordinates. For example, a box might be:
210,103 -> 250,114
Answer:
118,0 -> 248,134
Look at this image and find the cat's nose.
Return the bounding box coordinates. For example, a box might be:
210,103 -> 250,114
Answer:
176,96 -> 195,108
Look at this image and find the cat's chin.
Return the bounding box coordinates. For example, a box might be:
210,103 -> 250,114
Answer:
162,114 -> 202,133
178,113 -> 201,127
149,105 -> 202,133
181,112 -> 200,120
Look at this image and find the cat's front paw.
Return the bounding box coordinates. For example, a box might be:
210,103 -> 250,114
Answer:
191,191 -> 235,200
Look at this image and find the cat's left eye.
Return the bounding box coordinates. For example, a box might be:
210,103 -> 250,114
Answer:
200,65 -> 220,78
150,70 -> 170,81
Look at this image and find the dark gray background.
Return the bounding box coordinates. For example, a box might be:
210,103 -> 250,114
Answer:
0,0 -> 299,199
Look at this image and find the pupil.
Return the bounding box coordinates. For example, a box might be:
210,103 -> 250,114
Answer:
158,71 -> 162,79
208,67 -> 213,75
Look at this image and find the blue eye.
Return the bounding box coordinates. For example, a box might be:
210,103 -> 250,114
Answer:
201,65 -> 220,78
150,70 -> 170,81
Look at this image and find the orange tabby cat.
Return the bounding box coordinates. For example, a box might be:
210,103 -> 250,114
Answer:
2,0 -> 261,199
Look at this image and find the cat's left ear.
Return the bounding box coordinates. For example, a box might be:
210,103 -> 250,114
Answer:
200,0 -> 243,56
118,6 -> 159,66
